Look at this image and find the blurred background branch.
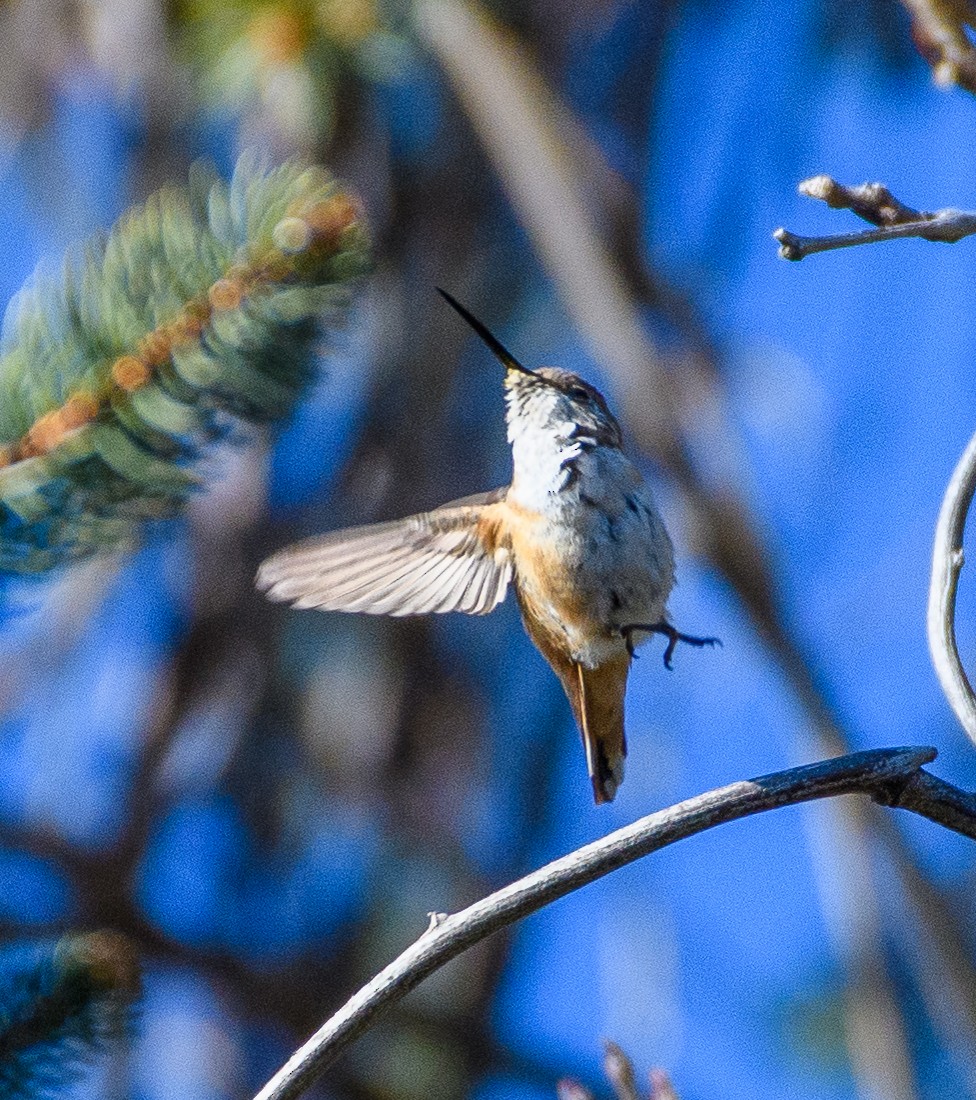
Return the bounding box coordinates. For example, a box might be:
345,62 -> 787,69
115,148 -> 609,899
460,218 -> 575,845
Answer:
558,1041 -> 681,1100
900,0 -> 976,91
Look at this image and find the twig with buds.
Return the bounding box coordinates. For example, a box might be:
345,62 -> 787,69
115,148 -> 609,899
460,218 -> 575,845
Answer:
775,176 -> 976,743
773,175 -> 976,260
252,746 -> 976,1100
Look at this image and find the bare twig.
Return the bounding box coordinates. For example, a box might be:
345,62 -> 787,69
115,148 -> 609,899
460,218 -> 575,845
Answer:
251,746 -> 976,1100
901,0 -> 976,93
797,176 -> 931,226
774,175 -> 976,260
604,1041 -> 641,1100
648,1069 -> 680,1100
927,430 -> 976,745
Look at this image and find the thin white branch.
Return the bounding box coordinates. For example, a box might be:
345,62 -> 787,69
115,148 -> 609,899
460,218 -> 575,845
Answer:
775,210 -> 976,260
774,175 -> 976,260
928,429 -> 976,744
251,746 -> 969,1100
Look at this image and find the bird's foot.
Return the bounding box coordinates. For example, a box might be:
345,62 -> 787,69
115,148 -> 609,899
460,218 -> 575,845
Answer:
620,621 -> 722,669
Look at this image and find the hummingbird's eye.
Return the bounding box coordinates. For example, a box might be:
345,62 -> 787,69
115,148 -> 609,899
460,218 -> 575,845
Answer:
568,385 -> 590,402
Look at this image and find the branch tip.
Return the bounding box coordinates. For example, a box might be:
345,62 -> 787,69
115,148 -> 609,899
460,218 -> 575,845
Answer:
775,177 -> 976,259
772,227 -> 805,261
604,1040 -> 641,1100
649,1068 -> 680,1100
425,912 -> 449,933
797,174 -> 837,203
557,1080 -> 595,1100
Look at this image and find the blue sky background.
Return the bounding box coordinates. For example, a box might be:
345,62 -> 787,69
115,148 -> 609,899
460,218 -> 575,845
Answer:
1,2 -> 975,1099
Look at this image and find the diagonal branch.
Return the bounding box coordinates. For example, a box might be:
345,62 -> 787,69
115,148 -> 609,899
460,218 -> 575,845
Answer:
251,745 -> 976,1100
928,429 -> 976,744
774,175 -> 976,260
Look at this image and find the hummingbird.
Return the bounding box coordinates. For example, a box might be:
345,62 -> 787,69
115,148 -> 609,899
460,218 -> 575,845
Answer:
257,290 -> 719,803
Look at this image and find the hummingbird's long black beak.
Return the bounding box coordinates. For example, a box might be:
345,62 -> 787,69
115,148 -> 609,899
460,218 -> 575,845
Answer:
436,288 -> 536,377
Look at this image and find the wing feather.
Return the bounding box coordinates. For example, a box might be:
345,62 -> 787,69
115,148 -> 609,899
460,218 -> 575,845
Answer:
461,556 -> 498,614
257,493 -> 512,617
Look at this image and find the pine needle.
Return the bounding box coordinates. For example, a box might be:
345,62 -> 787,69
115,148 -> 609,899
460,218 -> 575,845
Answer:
0,154 -> 370,573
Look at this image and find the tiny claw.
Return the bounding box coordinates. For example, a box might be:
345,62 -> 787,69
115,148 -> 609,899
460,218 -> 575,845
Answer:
620,621 -> 721,669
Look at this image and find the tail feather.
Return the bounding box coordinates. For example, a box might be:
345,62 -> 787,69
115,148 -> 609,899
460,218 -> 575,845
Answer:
521,613 -> 629,803
573,658 -> 629,804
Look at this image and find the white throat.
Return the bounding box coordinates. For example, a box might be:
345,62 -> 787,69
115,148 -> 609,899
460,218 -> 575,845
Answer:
507,412 -> 598,512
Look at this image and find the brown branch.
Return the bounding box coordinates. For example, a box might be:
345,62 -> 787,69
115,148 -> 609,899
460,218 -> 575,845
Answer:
250,746 -> 976,1100
413,0 -> 680,448
901,0 -> 976,93
604,1042 -> 642,1100
559,1042 -> 676,1100
927,429 -> 976,744
774,176 -> 976,260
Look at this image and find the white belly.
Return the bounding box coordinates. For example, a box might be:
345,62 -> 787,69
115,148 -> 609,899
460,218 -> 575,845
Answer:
509,451 -> 676,667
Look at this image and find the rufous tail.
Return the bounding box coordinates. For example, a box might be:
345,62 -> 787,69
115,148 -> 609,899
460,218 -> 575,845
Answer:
525,621 -> 629,802
571,657 -> 629,803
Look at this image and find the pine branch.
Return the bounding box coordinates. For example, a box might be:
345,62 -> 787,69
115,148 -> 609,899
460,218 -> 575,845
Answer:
0,930 -> 140,1098
0,155 -> 369,574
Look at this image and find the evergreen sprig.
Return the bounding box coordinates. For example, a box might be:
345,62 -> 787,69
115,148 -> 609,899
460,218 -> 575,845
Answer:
0,155 -> 369,574
176,0 -> 421,150
0,931 -> 141,1098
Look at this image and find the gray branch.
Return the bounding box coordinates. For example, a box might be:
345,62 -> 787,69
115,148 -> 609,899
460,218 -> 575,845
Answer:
773,175 -> 976,260
252,745 -> 976,1100
928,430 -> 976,745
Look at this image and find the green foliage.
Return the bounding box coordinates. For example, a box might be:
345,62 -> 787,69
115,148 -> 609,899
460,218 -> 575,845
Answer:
175,0 -> 421,150
0,155 -> 370,574
0,931 -> 140,1098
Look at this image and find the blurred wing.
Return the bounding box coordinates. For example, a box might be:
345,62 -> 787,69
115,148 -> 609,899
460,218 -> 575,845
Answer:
256,492 -> 512,617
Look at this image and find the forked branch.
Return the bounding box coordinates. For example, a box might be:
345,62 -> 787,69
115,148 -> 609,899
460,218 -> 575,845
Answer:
775,177 -> 976,744
773,175 -> 976,260
252,746 -> 976,1100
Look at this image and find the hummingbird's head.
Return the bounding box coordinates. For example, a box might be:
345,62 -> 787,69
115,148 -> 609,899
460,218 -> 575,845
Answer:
436,289 -> 622,448
510,366 -> 622,447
